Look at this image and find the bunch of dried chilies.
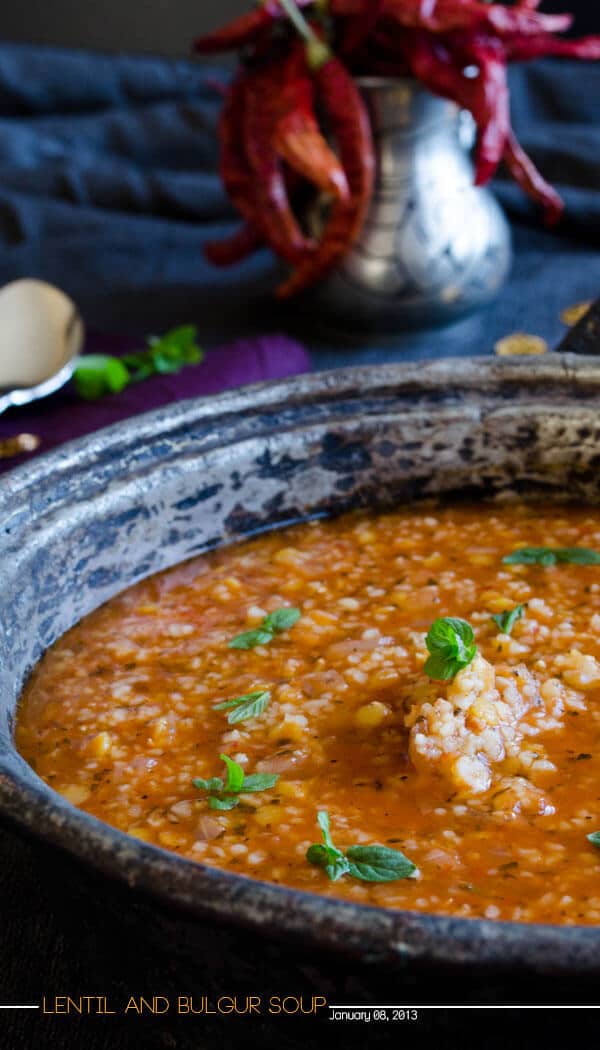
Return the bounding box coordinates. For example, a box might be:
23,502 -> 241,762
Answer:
195,0 -> 600,297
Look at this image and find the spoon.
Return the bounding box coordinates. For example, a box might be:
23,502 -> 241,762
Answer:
0,279 -> 84,416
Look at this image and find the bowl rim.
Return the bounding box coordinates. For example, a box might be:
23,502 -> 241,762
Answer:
3,353 -> 600,976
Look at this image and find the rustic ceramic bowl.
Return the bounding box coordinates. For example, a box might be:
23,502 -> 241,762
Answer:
2,356 -> 600,1029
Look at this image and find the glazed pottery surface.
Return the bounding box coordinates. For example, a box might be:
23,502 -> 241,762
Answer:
2,356 -> 600,1010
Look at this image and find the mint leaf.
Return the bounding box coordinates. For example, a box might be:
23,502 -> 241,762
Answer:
587,831 -> 600,848
306,811 -> 348,882
306,813 -> 350,881
103,358 -> 130,392
148,325 -> 201,362
228,628 -> 274,650
306,844 -> 351,882
503,546 -> 600,566
427,617 -> 474,658
73,355 -> 130,400
191,776 -> 224,793
240,772 -> 279,793
228,608 -> 301,650
74,325 -> 203,401
193,757 -> 278,810
317,810 -> 336,851
121,351 -> 154,382
345,845 -> 417,882
424,617 -> 477,681
214,690 -> 271,723
208,796 -> 239,811
306,811 -> 417,884
491,604 -> 525,635
263,608 -> 301,633
423,652 -> 459,681
503,547 -> 557,566
557,547 -> 600,565
220,753 -> 245,794
130,326 -> 202,379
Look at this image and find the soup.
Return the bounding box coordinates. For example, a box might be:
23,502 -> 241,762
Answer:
16,502 -> 600,925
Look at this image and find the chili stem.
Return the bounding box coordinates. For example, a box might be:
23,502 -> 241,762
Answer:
276,0 -> 317,43
276,0 -> 331,67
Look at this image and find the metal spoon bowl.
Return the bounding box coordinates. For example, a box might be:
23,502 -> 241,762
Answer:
0,279 -> 84,416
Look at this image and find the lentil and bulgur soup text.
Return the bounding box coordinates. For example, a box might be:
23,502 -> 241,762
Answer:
16,503 -> 600,925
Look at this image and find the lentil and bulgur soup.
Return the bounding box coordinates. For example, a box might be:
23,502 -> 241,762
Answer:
16,502 -> 600,925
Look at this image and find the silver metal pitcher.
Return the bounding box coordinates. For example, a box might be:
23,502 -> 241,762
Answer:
305,77 -> 512,333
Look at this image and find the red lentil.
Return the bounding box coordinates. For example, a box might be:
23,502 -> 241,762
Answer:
16,502 -> 600,924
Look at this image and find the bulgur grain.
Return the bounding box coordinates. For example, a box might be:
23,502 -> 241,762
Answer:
16,502 -> 600,924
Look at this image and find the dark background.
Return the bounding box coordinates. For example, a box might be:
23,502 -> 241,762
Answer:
1,0 -> 597,56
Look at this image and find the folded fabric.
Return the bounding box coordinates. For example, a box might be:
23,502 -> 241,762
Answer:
0,43 -> 598,367
0,332 -> 310,474
0,47 -> 598,291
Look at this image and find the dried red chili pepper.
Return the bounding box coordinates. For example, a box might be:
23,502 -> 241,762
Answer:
277,44 -> 375,298
205,162 -> 313,267
193,9 -> 273,54
399,28 -> 564,222
243,59 -> 317,265
273,45 -> 350,201
447,31 -> 511,186
215,74 -> 262,233
482,5 -> 572,38
376,0 -> 573,38
495,4 -> 570,37
274,108 -> 351,200
200,0 -> 600,286
194,1 -> 315,54
329,0 -> 574,42
213,69 -> 312,266
503,130 -> 564,226
398,31 -> 477,122
337,12 -> 410,75
505,33 -> 600,62
470,50 -> 510,188
336,0 -> 384,62
398,28 -> 507,185
204,223 -> 264,267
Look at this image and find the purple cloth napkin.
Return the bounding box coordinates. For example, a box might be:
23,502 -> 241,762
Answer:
0,332 -> 310,474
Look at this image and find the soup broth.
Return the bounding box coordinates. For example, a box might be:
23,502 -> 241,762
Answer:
17,502 -> 600,924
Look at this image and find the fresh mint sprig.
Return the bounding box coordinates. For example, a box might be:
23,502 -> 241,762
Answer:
306,811 -> 417,884
424,617 -> 477,681
192,753 -> 278,810
491,604 -> 525,635
229,607 -> 301,650
306,811 -> 351,882
213,689 -> 271,724
503,546 -> 600,567
73,325 -> 203,400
